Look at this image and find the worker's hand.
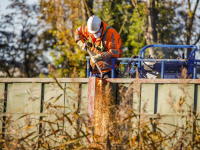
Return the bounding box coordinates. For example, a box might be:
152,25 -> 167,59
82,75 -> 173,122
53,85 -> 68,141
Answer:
91,54 -> 102,63
77,40 -> 87,51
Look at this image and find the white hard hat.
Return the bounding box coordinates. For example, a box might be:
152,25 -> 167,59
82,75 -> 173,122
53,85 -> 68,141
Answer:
87,15 -> 101,34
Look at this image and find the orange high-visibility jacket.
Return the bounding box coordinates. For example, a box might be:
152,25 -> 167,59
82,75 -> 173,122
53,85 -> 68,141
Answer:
74,21 -> 122,73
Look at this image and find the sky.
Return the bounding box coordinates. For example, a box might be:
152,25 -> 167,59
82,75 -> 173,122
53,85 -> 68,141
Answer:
0,0 -> 54,63
0,0 -> 39,15
0,0 -> 199,58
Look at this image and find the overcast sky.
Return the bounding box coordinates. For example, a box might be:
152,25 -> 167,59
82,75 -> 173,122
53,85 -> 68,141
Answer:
0,0 -> 39,15
0,0 -> 54,63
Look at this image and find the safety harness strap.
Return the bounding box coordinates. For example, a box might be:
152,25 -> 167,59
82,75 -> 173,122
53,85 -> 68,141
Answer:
88,26 -> 112,52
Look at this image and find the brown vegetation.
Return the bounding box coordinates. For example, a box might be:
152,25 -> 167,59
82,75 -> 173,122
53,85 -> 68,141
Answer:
0,69 -> 200,149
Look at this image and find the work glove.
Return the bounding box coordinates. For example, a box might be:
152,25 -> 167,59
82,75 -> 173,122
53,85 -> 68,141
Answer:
91,54 -> 103,63
77,40 -> 87,51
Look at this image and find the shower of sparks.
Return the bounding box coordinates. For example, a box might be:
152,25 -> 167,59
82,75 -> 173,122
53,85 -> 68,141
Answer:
94,78 -> 110,142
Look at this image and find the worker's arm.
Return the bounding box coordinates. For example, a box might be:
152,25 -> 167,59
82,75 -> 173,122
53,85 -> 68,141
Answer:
74,26 -> 90,51
100,29 -> 123,61
74,26 -> 89,42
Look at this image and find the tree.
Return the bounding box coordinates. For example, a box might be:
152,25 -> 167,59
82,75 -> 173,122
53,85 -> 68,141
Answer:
177,0 -> 200,58
39,0 -> 94,77
0,0 -> 53,77
130,0 -> 200,58
97,0 -> 181,57
39,0 -> 200,78
130,0 -> 183,57
0,30 -> 21,77
97,0 -> 137,56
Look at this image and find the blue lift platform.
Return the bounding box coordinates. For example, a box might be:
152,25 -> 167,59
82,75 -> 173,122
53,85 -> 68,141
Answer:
86,44 -> 200,79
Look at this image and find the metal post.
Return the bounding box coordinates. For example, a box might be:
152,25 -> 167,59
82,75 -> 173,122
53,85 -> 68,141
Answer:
87,58 -> 90,78
87,77 -> 96,142
138,61 -> 141,75
141,52 -> 144,70
161,61 -> 165,79
193,62 -> 197,79
142,51 -> 145,58
111,59 -> 115,78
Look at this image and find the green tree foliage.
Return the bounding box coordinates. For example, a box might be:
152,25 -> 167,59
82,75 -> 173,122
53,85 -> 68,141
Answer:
157,1 -> 182,44
129,1 -> 183,58
40,0 -> 94,77
176,0 -> 200,58
0,0 -> 54,77
97,0 -> 137,56
130,0 -> 200,58
97,0 -> 183,57
126,1 -> 147,56
39,0 -> 200,77
1,0 -> 199,78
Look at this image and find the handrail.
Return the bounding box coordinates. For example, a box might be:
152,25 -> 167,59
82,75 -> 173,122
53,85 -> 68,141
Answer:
86,57 -> 200,62
86,44 -> 199,79
138,44 -> 197,59
86,57 -> 200,79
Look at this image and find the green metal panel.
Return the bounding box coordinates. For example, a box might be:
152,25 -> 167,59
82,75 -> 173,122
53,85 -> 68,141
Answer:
5,114 -> 39,140
0,78 -> 199,147
0,83 -> 5,112
159,115 -> 192,149
182,84 -> 195,112
79,83 -> 88,143
64,83 -> 79,136
0,83 -> 5,131
41,83 -> 66,146
27,83 -> 42,113
6,84 -> 13,113
196,85 -> 200,117
5,83 -> 41,141
159,115 -> 176,148
133,82 -> 140,113
41,114 -> 63,147
106,82 -> 117,106
80,83 -> 88,117
156,83 -> 195,148
117,83 -> 134,116
157,84 -> 177,114
6,83 -> 42,113
43,83 -> 65,113
132,82 -> 140,133
141,84 -> 156,114
117,83 -> 133,140
117,83 -> 131,104
65,83 -> 79,113
157,84 -> 194,115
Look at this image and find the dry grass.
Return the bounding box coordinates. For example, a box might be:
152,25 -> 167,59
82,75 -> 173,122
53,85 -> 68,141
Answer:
0,68 -> 200,149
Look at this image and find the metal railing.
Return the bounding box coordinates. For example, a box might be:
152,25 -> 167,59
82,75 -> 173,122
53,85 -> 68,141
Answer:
86,45 -> 200,79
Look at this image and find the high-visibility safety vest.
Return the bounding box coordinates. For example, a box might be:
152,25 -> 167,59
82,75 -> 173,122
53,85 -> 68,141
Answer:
74,21 -> 122,73
87,26 -> 111,52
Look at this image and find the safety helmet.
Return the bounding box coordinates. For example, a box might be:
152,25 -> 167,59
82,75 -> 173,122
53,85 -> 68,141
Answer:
87,15 -> 101,34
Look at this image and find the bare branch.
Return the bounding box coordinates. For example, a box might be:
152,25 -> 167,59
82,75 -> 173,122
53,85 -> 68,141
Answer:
193,33 -> 200,45
83,0 -> 91,17
131,0 -> 140,17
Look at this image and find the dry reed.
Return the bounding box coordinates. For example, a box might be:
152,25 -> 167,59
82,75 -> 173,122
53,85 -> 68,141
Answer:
0,68 -> 200,149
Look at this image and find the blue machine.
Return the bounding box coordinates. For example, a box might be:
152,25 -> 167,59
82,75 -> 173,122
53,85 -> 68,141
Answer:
86,44 -> 200,79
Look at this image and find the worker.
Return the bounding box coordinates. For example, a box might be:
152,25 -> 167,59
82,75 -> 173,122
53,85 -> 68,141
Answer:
74,15 -> 123,78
